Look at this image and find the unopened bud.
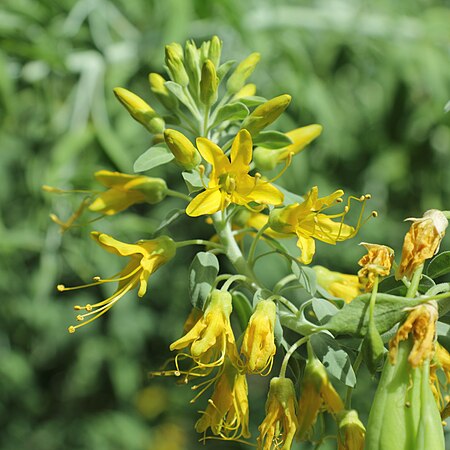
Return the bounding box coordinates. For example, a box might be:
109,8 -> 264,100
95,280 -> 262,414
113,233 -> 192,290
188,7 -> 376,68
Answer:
149,73 -> 178,110
227,52 -> 260,93
241,94 -> 291,135
184,40 -> 200,87
234,83 -> 256,100
337,410 -> 365,450
165,43 -> 189,87
208,35 -> 222,67
200,59 -> 218,106
164,129 -> 201,170
113,87 -> 164,133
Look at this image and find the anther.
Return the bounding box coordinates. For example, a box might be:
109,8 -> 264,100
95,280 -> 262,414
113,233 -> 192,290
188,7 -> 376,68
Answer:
344,206 -> 349,213
372,211 -> 378,218
76,315 -> 84,321
85,304 -> 93,312
365,194 -> 372,200
57,284 -> 65,291
93,276 -> 101,281
74,305 -> 82,310
68,326 -> 76,334
174,370 -> 181,377
336,198 -> 343,203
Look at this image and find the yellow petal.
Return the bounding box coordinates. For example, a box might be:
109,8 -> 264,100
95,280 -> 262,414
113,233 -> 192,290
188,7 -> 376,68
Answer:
244,181 -> 284,205
91,232 -> 147,257
185,188 -> 223,217
296,234 -> 316,264
89,189 -> 145,215
196,137 -> 229,179
230,129 -> 252,169
94,170 -> 138,187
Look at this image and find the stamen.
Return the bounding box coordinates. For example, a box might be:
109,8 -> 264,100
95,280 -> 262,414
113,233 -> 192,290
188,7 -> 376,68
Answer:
198,165 -> 208,189
269,152 -> 293,183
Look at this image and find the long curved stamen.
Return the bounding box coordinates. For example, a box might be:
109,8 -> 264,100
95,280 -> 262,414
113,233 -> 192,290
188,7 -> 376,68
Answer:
58,264 -> 142,292
198,165 -> 208,189
268,152 -> 294,183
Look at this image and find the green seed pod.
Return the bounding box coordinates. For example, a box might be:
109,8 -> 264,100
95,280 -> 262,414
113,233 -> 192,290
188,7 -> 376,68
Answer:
113,87 -> 164,133
241,94 -> 291,135
148,73 -> 178,110
227,52 -> 260,94
362,320 -> 386,374
366,339 -> 444,450
200,59 -> 219,106
165,43 -> 189,87
163,128 -> 201,170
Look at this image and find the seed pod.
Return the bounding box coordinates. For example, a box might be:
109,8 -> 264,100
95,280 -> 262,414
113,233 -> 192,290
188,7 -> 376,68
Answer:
366,339 -> 444,450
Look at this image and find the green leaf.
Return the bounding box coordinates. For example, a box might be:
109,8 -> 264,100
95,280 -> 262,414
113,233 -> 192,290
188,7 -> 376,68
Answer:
164,81 -> 192,109
211,102 -> 249,127
217,60 -> 236,81
378,274 -> 435,295
323,293 -> 425,337
291,261 -> 317,295
427,251 -> 450,279
231,291 -> 253,331
312,297 -> 339,324
182,170 -> 203,193
236,96 -> 267,107
153,209 -> 184,234
274,184 -> 304,204
310,332 -> 356,387
189,252 -> 219,309
133,144 -> 174,172
252,130 -> 293,149
252,288 -> 272,307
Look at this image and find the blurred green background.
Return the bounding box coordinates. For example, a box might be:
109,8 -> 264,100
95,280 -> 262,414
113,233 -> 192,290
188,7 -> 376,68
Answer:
1,0 -> 449,449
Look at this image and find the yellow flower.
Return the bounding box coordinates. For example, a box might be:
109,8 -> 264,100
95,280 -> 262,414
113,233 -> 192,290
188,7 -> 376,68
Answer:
241,300 -> 277,374
89,170 -> 168,215
298,355 -> 344,439
313,265 -> 361,303
58,232 -> 175,333
169,290 -> 240,370
186,130 -> 284,217
389,301 -> 438,368
396,209 -> 448,280
195,359 -> 250,441
257,377 -> 298,450
357,242 -> 394,291
270,186 -> 367,264
253,124 -> 322,171
337,410 -> 366,450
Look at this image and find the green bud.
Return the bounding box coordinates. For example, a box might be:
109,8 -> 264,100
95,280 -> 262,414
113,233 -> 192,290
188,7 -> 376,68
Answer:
241,94 -> 291,135
208,35 -> 222,67
148,73 -> 178,110
199,40 -> 211,65
165,43 -> 189,87
163,128 -> 201,170
184,40 -> 201,86
128,177 -> 168,204
227,52 -> 260,93
200,59 -> 219,106
113,87 -> 164,133
366,339 -> 445,450
253,147 -> 284,171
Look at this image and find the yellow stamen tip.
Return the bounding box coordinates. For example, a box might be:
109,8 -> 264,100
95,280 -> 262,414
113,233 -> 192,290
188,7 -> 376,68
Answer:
372,211 -> 378,217
93,276 -> 101,281
336,198 -> 343,203
74,305 -> 82,310
57,284 -> 65,291
365,194 -> 372,200
344,206 -> 349,212
85,304 -> 93,312
174,370 -> 181,377
76,315 -> 84,321
68,326 -> 76,334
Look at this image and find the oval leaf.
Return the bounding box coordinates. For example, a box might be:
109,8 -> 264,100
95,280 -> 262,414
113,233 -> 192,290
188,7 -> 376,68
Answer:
253,130 -> 293,149
189,252 -> 219,309
134,144 -> 174,172
211,102 -> 249,127
427,251 -> 450,279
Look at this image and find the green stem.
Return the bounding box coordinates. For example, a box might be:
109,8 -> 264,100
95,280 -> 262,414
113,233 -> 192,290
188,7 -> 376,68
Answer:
344,351 -> 363,409
279,336 -> 309,378
175,239 -> 224,250
369,276 -> 379,320
269,294 -> 298,314
248,222 -> 270,268
273,274 -> 298,294
202,105 -> 210,137
221,274 -> 253,292
407,264 -> 424,298
166,189 -> 191,202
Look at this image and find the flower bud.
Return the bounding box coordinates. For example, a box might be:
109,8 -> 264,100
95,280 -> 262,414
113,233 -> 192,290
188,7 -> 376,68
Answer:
200,59 -> 218,106
149,73 -> 178,110
208,35 -> 222,67
163,129 -> 201,170
233,83 -> 256,100
113,87 -> 165,133
253,124 -> 322,171
227,52 -> 260,93
165,43 -> 189,87
241,94 -> 291,135
366,339 -> 445,450
337,410 -> 366,450
184,40 -> 200,87
240,300 -> 277,374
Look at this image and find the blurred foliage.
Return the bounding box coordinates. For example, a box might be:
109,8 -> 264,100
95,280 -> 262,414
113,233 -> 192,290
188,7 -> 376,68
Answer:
0,0 -> 449,448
